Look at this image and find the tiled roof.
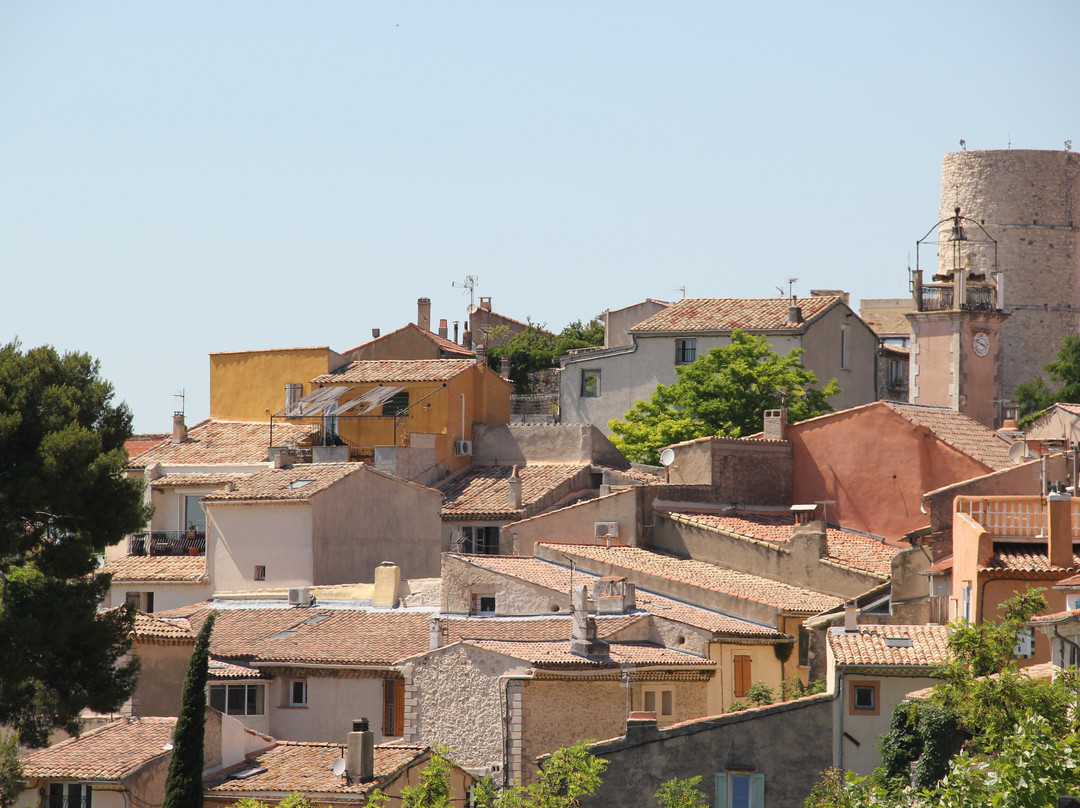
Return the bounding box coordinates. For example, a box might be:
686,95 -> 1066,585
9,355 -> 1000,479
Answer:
541,544 -> 843,613
203,463 -> 364,503
467,639 -> 715,669
101,555 -> 208,583
133,612 -> 195,643
447,554 -> 788,638
443,615 -> 643,642
208,658 -> 270,680
187,607 -> 434,665
312,359 -> 477,384
20,717 -> 176,780
129,420 -> 314,468
664,511 -> 898,578
829,624 -> 951,668
885,403 -> 1013,470
148,473 -> 248,488
125,433 -> 170,458
629,296 -> 840,334
1055,573 -> 1080,587
437,463 -> 589,520
983,543 -> 1080,574
346,324 -> 474,357
204,742 -> 430,796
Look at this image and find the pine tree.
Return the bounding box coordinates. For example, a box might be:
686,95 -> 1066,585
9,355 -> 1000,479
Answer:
163,613 -> 216,808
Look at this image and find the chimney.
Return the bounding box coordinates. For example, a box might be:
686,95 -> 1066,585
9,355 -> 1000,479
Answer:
479,296 -> 492,311
508,466 -> 522,509
763,408 -> 788,440
453,321 -> 460,344
788,305 -> 803,325
594,576 -> 635,615
624,711 -> 659,741
429,618 -> 444,650
463,327 -> 473,350
417,297 -> 432,332
373,561 -> 401,608
372,328 -> 381,339
346,718 -> 375,783
569,584 -> 608,657
1048,489 -> 1074,569
500,356 -> 512,380
475,345 -> 487,366
438,318 -> 448,339
844,603 -> 859,633
171,412 -> 187,444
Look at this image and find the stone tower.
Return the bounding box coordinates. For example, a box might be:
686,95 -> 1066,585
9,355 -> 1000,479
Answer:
939,150 -> 1080,409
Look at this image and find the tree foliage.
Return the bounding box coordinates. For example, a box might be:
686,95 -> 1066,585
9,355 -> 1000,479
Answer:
1015,333 -> 1080,421
0,732 -> 23,808
163,613 -> 216,808
655,775 -> 709,808
486,320 -> 604,387
0,341 -> 149,746
609,330 -> 840,464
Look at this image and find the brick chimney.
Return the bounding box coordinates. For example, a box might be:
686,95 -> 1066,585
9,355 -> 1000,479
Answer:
479,296 -> 492,311
438,318 -> 448,338
569,584 -> 608,657
417,297 -> 432,332
763,409 -> 787,440
346,718 -> 375,783
1048,489 -> 1074,569
508,466 -> 522,509
171,412 -> 187,444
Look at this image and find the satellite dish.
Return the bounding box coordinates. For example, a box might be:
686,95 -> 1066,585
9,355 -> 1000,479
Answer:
659,448 -> 676,467
331,758 -> 347,777
1008,442 -> 1032,465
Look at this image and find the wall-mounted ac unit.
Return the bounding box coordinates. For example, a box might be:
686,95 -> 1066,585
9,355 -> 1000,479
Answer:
454,440 -> 473,457
288,587 -> 310,606
594,521 -> 619,538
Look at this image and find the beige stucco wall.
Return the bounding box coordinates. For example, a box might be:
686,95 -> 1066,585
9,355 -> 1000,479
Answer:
106,581 -> 212,614
507,489 -> 642,556
471,423 -> 628,467
712,642 -> 786,713
835,673 -> 940,775
131,642 -> 194,717
442,554 -> 569,616
207,502 -> 313,591
261,670 -> 396,743
603,301 -> 670,348
799,302 -> 877,411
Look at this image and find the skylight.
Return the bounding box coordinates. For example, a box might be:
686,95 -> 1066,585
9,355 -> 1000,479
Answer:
287,479 -> 315,489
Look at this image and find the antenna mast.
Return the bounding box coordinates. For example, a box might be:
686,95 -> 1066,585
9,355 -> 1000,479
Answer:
453,275 -> 479,310
173,388 -> 186,416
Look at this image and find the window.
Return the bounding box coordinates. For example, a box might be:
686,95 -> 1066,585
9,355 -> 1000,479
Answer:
383,679 -> 405,737
798,625 -> 809,667
473,595 -> 496,616
254,565 -> 266,581
675,339 -> 697,365
961,581 -> 972,623
661,690 -> 673,716
849,680 -> 879,715
184,495 -> 206,534
644,689 -> 673,716
581,369 -> 601,397
733,654 -> 752,698
715,772 -> 764,808
462,526 -> 499,555
840,325 -> 850,370
125,591 -> 154,613
1013,627 -> 1036,659
888,359 -> 905,387
288,679 -> 307,707
382,391 -> 410,417
209,684 -> 265,716
48,784 -> 92,808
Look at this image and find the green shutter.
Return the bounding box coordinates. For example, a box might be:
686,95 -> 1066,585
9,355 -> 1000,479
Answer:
750,773 -> 765,808
714,773 -> 727,808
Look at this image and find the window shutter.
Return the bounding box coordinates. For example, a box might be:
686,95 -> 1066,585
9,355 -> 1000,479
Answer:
750,773 -> 765,808
714,773 -> 727,808
394,679 -> 405,736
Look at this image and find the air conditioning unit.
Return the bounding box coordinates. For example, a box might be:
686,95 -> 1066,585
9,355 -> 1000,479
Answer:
288,587 -> 310,606
454,440 -> 473,457
594,521 -> 619,539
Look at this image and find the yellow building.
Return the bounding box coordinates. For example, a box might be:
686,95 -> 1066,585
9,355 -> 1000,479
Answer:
210,346 -> 348,423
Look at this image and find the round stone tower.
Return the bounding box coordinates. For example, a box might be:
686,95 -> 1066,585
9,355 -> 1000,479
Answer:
939,149 -> 1080,407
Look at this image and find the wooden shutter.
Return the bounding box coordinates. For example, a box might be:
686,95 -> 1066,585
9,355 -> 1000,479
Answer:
714,773 -> 727,808
750,773 -> 765,808
384,679 -> 406,736
733,655 -> 752,698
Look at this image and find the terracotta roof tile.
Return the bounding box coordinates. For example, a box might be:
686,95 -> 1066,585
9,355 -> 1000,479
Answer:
204,742 -> 430,796
313,359 -> 477,384
443,615 -> 643,642
629,296 -> 841,334
129,420 -> 314,468
540,544 -> 843,613
885,403 -> 1013,470
665,511 -> 897,578
125,434 -> 170,458
983,542 -> 1080,573
437,464 -> 590,519
20,717 -> 176,780
829,624 -> 951,668
133,612 -> 195,642
203,463 -> 364,503
148,473 -> 249,488
102,555 -> 208,583
208,658 -> 271,680
466,639 -> 714,668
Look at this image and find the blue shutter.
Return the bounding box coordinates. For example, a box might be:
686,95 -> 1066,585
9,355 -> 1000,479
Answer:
714,772 -> 728,808
750,773 -> 765,808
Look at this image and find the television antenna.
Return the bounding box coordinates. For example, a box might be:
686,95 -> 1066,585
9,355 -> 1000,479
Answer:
173,388 -> 186,416
775,277 -> 798,302
453,275 -> 479,311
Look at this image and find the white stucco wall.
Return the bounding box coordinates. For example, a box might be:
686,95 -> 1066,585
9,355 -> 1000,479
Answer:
207,502 -> 313,592
261,671 -> 396,743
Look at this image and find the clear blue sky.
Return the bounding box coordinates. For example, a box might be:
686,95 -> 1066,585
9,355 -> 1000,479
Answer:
2,1 -> 1078,432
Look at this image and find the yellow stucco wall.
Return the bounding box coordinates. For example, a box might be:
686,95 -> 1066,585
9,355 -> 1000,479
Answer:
210,347 -> 343,422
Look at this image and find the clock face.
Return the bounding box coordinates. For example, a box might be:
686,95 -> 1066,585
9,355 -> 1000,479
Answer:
973,332 -> 991,357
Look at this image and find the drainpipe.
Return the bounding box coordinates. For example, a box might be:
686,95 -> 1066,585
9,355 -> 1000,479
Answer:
460,393 -> 466,441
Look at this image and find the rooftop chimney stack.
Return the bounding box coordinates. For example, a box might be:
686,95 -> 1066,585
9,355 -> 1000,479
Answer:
569,584 -> 608,657
501,356 -> 512,381
1048,488 -> 1074,569
429,618 -> 444,650
475,345 -> 486,366
417,297 -> 432,332
346,718 -> 375,784
438,318 -> 448,339
372,328 -> 381,339
763,409 -> 788,440
479,296 -> 492,311
594,576 -> 635,615
172,412 -> 187,444
788,305 -> 803,325
373,562 -> 402,608
508,466 -> 522,509
453,321 -> 460,344
844,603 -> 860,633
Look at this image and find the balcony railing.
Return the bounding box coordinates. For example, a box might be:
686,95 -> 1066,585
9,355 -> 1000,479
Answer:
954,497 -> 1080,539
129,530 -> 206,556
916,283 -> 997,313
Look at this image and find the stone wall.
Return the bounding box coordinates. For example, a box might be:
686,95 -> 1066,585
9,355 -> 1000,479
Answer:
667,437 -> 793,505
472,423 -> 629,467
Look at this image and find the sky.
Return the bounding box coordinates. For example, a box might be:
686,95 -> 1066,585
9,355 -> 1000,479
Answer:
2,1 -> 1078,432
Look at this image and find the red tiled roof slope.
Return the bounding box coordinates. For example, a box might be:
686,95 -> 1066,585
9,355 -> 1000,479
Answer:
438,464 -> 589,519
630,296 -> 840,333
101,555 -> 208,582
886,403 -> 1013,470
829,624 -> 951,667
984,543 -> 1080,573
129,420 -> 313,468
313,359 -> 477,384
468,639 -> 715,668
346,324 -> 474,357
203,463 -> 363,503
20,717 -> 176,780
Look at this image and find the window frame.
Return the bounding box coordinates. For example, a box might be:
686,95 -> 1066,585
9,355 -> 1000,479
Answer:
382,391 -> 410,417
849,680 -> 880,716
675,339 -> 697,365
254,565 -> 266,582
580,369 -> 601,398
715,771 -> 764,808
209,683 -> 266,716
288,679 -> 308,707
840,325 -> 850,370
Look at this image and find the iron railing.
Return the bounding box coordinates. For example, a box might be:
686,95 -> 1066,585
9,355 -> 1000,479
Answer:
129,530 -> 205,556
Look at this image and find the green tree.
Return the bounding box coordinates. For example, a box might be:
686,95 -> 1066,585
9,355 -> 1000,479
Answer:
486,319 -> 604,388
655,775 -> 709,808
1015,333 -> 1080,421
163,612 -> 216,808
609,330 -> 840,464
0,341 -> 149,746
0,731 -> 24,808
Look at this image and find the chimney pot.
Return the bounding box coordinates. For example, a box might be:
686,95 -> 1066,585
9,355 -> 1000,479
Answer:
453,321 -> 460,344
171,412 -> 187,444
438,318 -> 448,339
508,466 -> 522,509
346,718 -> 375,783
480,296 -> 492,311
1048,490 -> 1073,569
417,297 -> 432,332
763,408 -> 788,440
844,603 -> 859,633
372,328 -> 381,339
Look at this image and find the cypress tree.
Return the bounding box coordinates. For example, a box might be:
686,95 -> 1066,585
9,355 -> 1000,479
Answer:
163,612 -> 216,808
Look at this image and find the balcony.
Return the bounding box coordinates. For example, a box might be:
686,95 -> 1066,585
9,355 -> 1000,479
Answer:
954,496 -> 1080,539
128,530 -> 205,557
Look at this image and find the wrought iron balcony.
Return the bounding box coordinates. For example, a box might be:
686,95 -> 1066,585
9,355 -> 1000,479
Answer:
128,530 -> 205,557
